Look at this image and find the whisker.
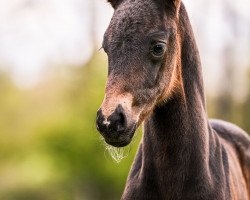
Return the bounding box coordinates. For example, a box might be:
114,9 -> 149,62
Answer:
99,135 -> 135,163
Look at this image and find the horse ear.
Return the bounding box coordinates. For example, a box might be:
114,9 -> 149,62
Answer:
107,0 -> 120,8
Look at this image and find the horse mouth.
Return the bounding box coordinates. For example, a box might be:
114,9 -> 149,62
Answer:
104,124 -> 136,147
105,140 -> 130,147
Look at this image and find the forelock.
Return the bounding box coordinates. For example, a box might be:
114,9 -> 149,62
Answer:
109,0 -> 163,36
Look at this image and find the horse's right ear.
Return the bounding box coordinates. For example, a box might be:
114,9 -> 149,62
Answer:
107,0 -> 121,9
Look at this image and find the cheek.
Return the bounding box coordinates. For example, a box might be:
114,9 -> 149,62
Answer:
130,87 -> 161,124
158,62 -> 181,103
148,62 -> 162,83
148,50 -> 177,89
136,104 -> 156,126
132,83 -> 161,107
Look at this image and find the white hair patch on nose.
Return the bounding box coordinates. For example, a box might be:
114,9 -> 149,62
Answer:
103,118 -> 111,127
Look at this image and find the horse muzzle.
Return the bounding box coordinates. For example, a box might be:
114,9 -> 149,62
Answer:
96,104 -> 137,147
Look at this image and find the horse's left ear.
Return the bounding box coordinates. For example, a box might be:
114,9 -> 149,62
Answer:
107,0 -> 121,9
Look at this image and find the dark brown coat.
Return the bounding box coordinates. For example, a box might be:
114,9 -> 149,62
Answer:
96,1 -> 250,199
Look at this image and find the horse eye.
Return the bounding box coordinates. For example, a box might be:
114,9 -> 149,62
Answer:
150,42 -> 166,58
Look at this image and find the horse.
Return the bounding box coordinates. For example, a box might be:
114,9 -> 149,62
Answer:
96,0 -> 250,199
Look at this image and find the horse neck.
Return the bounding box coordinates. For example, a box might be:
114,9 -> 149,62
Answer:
141,3 -> 211,193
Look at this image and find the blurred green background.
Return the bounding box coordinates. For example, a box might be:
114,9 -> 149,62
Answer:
0,53 -> 142,200
0,0 -> 250,199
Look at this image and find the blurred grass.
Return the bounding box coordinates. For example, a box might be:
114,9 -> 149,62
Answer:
0,53 -> 249,200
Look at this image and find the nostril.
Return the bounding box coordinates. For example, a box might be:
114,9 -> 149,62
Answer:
96,110 -> 102,124
96,105 -> 128,136
119,112 -> 125,125
96,109 -> 107,134
117,111 -> 126,132
97,109 -> 102,117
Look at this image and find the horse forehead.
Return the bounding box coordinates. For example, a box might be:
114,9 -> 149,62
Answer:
116,0 -> 156,16
110,0 -> 161,35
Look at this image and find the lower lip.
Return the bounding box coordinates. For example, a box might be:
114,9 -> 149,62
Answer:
105,140 -> 129,147
104,124 -> 137,147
